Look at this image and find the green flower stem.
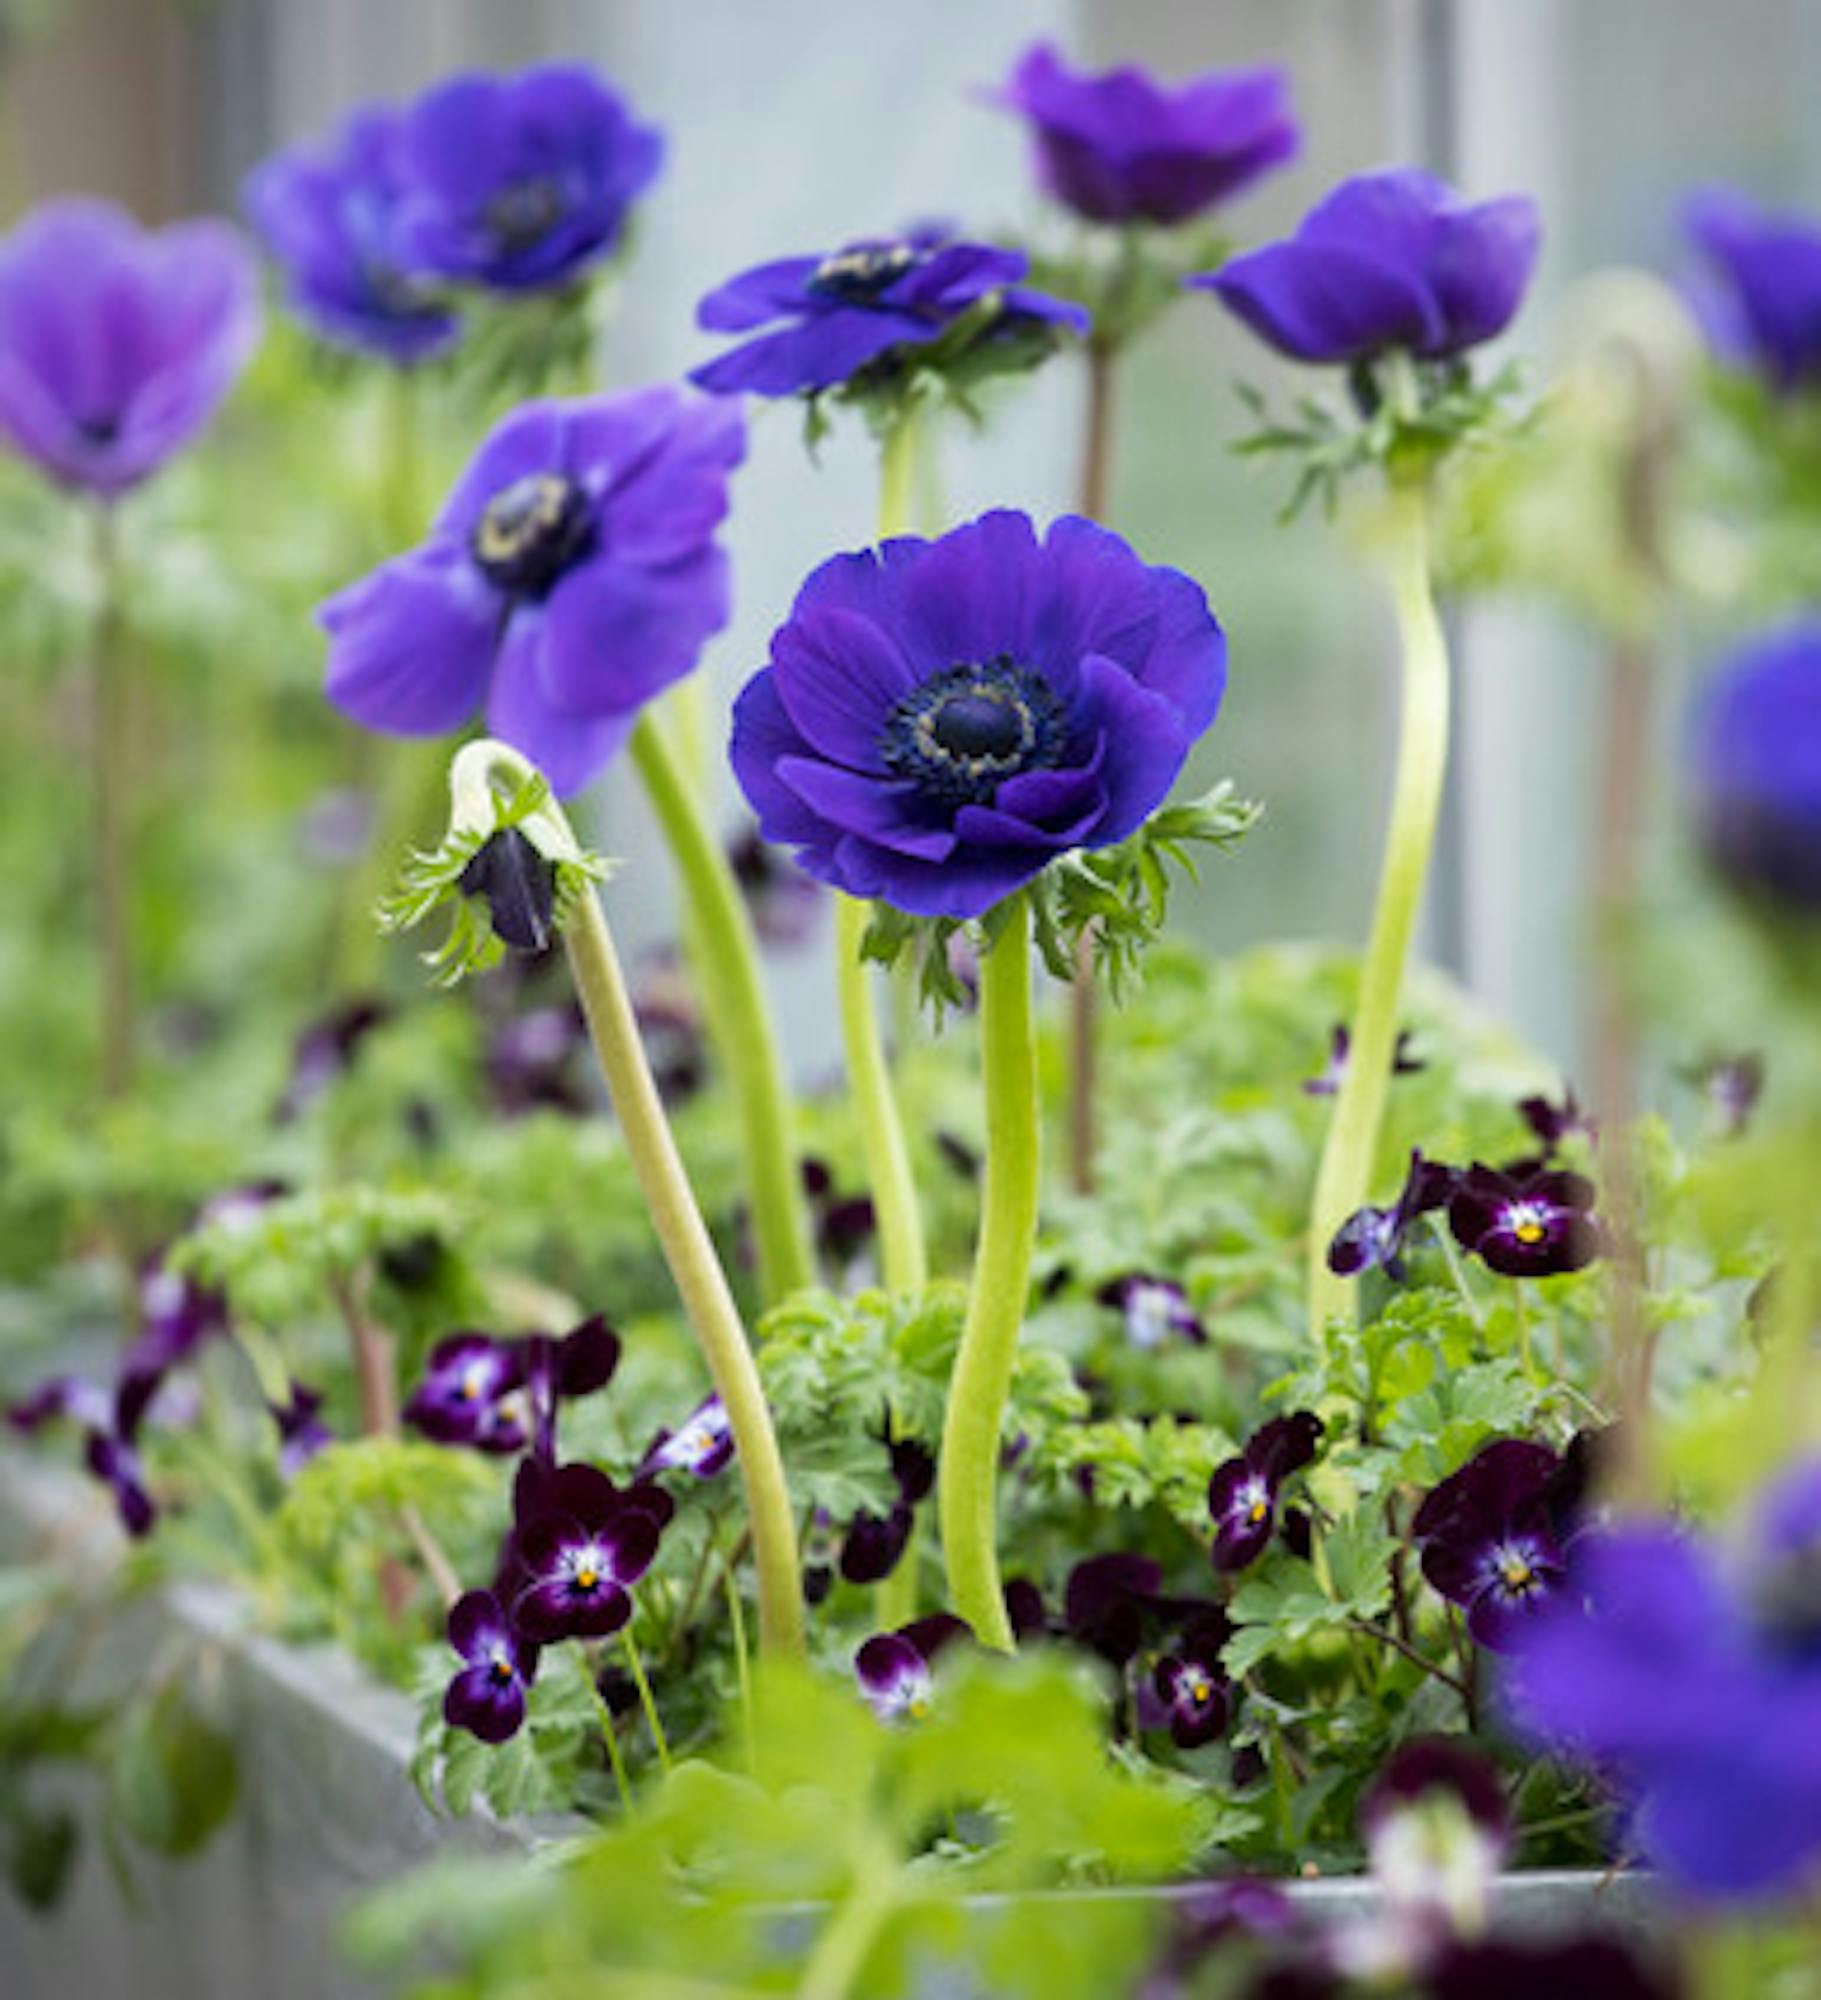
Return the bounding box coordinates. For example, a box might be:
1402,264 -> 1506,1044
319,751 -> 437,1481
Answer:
1305,469 -> 1450,1346
938,895 -> 1040,1651
620,1628 -> 672,1772
629,711 -> 816,1301
86,500 -> 134,1099
587,1656 -> 636,1812
447,742 -> 806,1658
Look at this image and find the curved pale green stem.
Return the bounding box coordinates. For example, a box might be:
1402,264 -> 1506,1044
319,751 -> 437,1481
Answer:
1306,472 -> 1450,1345
938,896 -> 1040,1650
448,742 -> 805,1657
629,711 -> 816,1301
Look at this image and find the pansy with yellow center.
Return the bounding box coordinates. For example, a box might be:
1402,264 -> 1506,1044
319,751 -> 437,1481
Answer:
1447,1162 -> 1602,1280
1208,1411 -> 1324,1574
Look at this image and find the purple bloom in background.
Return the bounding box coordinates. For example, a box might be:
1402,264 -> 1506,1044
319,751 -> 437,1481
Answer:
393,65 -> 662,294
1413,1439 -> 1576,1651
269,1381 -> 332,1480
1690,621 -> 1821,915
486,1001 -> 590,1116
1429,1937 -> 1682,2000
854,1613 -> 969,1721
1151,1614 -> 1233,1749
729,827 -> 822,950
512,1462 -> 664,1642
1354,1737 -> 1511,1968
443,1589 -> 539,1744
1692,1050 -> 1765,1137
1448,1162 -> 1601,1279
320,387 -> 742,797
1209,1412 -> 1322,1572
691,226 -> 1086,398
276,997 -> 391,1122
1302,1023 -> 1424,1097
994,43 -> 1298,228
406,1333 -> 529,1453
1684,186 -> 1821,394
1517,1087 -> 1590,1158
731,510 -> 1226,920
1507,1461 -> 1821,1901
1328,1149 -> 1459,1281
7,1376 -> 112,1436
638,1393 -> 735,1481
1194,168 -> 1540,366
244,106 -> 459,362
839,1436 -> 934,1585
0,198 -> 259,495
1097,1273 -> 1206,1348
1063,1551 -> 1165,1666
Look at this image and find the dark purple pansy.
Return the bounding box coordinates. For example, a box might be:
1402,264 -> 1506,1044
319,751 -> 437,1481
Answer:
854,1612 -> 969,1721
1194,168 -> 1540,366
1429,1936 -> 1682,2000
1360,1736 -> 1510,1854
1412,1438 -> 1573,1651
276,997 -> 391,1122
393,64 -> 662,294
730,509 -> 1227,921
519,1314 -> 621,1463
1151,1614 -> 1233,1749
800,1158 -> 878,1279
1063,1551 -> 1165,1666
244,105 -> 459,362
270,1380 -> 332,1481
7,1376 -> 112,1436
0,197 -> 259,495
512,1463 -> 664,1642
443,1589 -> 540,1744
1208,1412 -> 1323,1573
1684,185 -> 1821,394
320,387 -> 743,797
1097,1273 -> 1206,1348
405,1333 -> 528,1452
1327,1149 -> 1460,1281
838,1437 -> 934,1585
1690,621 -> 1821,915
129,1253 -> 228,1393
1448,1162 -> 1601,1279
993,43 -> 1297,228
637,1393 -> 735,1481
1517,1088 -> 1590,1157
486,1001 -> 590,1116
729,827 -> 822,950
691,225 -> 1086,400
86,1423 -> 156,1539
1358,1737 -> 1511,1954
1301,1023 -> 1424,1097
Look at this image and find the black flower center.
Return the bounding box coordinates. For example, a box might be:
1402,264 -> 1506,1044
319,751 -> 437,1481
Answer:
808,242 -> 921,303
879,658 -> 1068,810
78,414 -> 121,447
488,1653 -> 516,1686
485,177 -> 566,255
471,473 -> 595,596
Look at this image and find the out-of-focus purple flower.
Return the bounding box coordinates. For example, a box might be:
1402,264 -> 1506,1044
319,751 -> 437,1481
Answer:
443,1589 -> 539,1744
1684,185 -> 1821,394
1690,621 -> 1821,915
519,1314 -> 620,1464
129,1253 -> 228,1394
993,44 -> 1297,228
1063,1551 -> 1165,1666
1692,1050 -> 1765,1138
632,958 -> 707,1107
839,1436 -> 934,1585
511,1462 -> 664,1642
1327,1149 -> 1459,1281
1301,1023 -> 1424,1097
320,387 -> 743,797
7,1375 -> 113,1435
276,997 -> 391,1122
729,827 -> 822,950
798,1157 -> 877,1282
405,1333 -> 528,1453
1506,1460 -> 1821,1902
1151,1613 -> 1233,1749
1517,1087 -> 1591,1157
638,1393 -> 735,1481
86,1423 -> 155,1539
1096,1273 -> 1205,1348
1413,1438 -> 1577,1652
1194,168 -> 1540,366
0,198 -> 259,495
486,1001 -> 590,1116
730,510 -> 1226,920
1209,1412 -> 1323,1573
393,65 -> 662,294
1448,1162 -> 1601,1279
270,1380 -> 333,1481
853,1612 -> 969,1721
690,226 -> 1086,399
1429,1936 -> 1683,2000
244,105 -> 459,362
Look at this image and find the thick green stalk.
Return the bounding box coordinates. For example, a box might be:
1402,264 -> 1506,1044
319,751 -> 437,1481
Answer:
630,713 -> 816,1301
938,897 -> 1040,1650
449,743 -> 805,1656
1306,472 -> 1451,1345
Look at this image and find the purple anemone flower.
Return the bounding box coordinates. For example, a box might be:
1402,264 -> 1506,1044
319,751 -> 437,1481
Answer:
1327,1150 -> 1459,1281
730,510 -> 1227,920
320,387 -> 743,797
512,1462 -> 664,1642
1302,1023 -> 1424,1097
1448,1162 -> 1601,1279
994,44 -> 1298,228
1193,168 -> 1540,366
1151,1614 -> 1233,1749
854,1613 -> 969,1721
690,226 -> 1086,398
637,1393 -> 735,1481
443,1589 -> 540,1744
1690,621 -> 1821,915
244,105 -> 459,363
1096,1273 -> 1206,1348
0,198 -> 259,495
270,1380 -> 333,1481
1412,1438 -> 1578,1651
1507,1460 -> 1821,1902
392,65 -> 662,294
1208,1412 -> 1323,1573
1684,186 -> 1821,394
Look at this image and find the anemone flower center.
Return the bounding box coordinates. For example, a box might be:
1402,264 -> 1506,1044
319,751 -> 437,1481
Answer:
880,658 -> 1067,809
485,177 -> 566,254
472,473 -> 595,597
1505,1202 -> 1551,1246
77,413 -> 122,447
808,241 -> 920,303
